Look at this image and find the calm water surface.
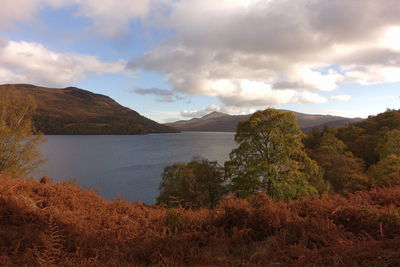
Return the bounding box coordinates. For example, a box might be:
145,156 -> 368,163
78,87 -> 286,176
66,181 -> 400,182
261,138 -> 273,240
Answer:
36,132 -> 236,204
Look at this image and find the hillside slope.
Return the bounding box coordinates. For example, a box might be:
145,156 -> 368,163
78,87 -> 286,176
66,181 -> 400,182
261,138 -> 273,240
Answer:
0,84 -> 178,134
166,111 -> 362,132
0,176 -> 399,266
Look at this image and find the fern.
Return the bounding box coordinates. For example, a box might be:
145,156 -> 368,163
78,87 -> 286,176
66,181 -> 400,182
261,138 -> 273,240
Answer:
35,216 -> 65,266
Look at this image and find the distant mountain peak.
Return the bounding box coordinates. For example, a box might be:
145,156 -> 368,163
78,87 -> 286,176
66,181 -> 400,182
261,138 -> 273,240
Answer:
201,111 -> 229,119
165,109 -> 362,132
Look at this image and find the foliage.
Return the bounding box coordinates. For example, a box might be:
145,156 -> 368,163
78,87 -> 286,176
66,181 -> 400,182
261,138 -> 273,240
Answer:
0,87 -> 45,176
337,109 -> 400,166
368,154 -> 400,187
375,129 -> 400,160
304,127 -> 369,194
303,110 -> 400,193
157,158 -> 226,208
1,176 -> 400,266
225,109 -> 326,199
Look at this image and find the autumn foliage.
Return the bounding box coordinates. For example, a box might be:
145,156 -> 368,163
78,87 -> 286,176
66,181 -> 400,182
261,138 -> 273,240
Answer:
1,174 -> 399,266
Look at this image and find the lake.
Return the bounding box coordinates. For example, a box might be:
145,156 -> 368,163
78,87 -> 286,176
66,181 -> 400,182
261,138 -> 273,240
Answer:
36,132 -> 236,204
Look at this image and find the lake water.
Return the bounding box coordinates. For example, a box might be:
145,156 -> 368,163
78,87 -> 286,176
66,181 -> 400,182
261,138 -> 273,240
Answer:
36,132 -> 236,204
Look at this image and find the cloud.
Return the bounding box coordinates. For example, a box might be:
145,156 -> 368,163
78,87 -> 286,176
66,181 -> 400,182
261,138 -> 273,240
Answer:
181,105 -> 222,118
181,104 -> 256,118
0,0 -> 152,37
128,0 -> 400,108
3,0 -> 400,109
132,87 -> 188,102
331,95 -> 352,102
342,65 -> 400,85
74,0 -> 152,37
0,0 -> 45,28
0,39 -> 125,86
212,80 -> 327,107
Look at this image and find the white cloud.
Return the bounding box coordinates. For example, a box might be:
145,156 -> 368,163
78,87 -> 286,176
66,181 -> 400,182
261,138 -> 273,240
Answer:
214,80 -> 327,107
181,105 -> 222,118
343,65 -> 400,85
129,0 -> 400,108
181,104 -> 255,118
0,39 -> 125,86
379,26 -> 400,51
331,95 -> 352,102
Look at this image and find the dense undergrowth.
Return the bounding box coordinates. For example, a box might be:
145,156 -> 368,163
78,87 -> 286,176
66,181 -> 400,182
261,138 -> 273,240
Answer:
0,175 -> 399,266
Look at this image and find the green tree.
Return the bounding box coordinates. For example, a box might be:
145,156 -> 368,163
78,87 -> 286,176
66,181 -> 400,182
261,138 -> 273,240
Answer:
366,129 -> 400,188
305,128 -> 368,194
225,109 -> 326,199
337,109 -> 400,166
0,87 -> 45,176
367,154 -> 400,187
375,129 -> 400,160
157,158 -> 226,208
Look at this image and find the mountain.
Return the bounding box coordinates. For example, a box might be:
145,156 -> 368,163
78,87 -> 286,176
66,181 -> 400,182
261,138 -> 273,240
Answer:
0,84 -> 178,134
166,110 -> 362,132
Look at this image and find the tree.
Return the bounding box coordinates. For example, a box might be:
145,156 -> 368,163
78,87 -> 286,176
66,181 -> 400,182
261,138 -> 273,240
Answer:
225,109 -> 326,199
337,109 -> 400,167
365,129 -> 400,188
157,158 -> 226,208
367,154 -> 400,187
0,87 -> 45,176
375,129 -> 400,160
304,128 -> 369,194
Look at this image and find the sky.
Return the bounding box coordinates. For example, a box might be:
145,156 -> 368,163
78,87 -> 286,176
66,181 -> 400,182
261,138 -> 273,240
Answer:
0,0 -> 399,123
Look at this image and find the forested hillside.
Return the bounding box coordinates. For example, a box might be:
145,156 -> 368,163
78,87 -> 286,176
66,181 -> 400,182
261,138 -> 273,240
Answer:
0,84 -> 178,134
304,109 -> 400,194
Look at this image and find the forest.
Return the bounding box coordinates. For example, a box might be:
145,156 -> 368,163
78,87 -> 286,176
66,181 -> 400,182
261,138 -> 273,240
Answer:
157,108 -> 400,208
0,90 -> 400,265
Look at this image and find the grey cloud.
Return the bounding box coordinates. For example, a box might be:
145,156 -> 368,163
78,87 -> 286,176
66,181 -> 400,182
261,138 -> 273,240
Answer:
338,48 -> 400,66
308,0 -> 400,42
0,0 -> 152,38
272,81 -> 303,90
134,87 -> 174,96
132,87 -> 189,103
0,38 -> 8,48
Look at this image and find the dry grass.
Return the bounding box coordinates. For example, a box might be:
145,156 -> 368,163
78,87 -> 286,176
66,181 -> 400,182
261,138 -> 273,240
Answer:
0,174 -> 399,266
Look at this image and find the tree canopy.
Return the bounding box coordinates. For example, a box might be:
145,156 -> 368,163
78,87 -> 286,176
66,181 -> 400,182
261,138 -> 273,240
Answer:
367,154 -> 400,187
305,109 -> 400,193
337,109 -> 400,166
225,109 -> 325,199
304,127 -> 368,194
157,158 -> 225,208
375,129 -> 400,160
0,87 -> 45,176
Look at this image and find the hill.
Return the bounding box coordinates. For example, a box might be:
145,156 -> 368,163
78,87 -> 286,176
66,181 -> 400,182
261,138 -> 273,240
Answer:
166,110 -> 362,132
0,175 -> 399,266
0,84 -> 178,134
